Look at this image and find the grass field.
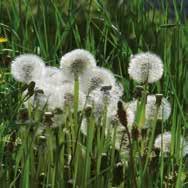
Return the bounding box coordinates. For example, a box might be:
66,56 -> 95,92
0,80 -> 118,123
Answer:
0,0 -> 188,187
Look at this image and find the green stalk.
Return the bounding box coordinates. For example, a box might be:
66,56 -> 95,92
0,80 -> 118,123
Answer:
84,115 -> 94,187
142,101 -> 160,179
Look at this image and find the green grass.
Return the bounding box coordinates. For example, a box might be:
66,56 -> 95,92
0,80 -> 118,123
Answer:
0,0 -> 188,187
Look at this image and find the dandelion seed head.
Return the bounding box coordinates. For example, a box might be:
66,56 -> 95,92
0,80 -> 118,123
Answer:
88,87 -> 120,119
146,95 -> 171,121
112,82 -> 124,98
60,49 -> 96,78
154,132 -> 172,153
154,132 -> 187,157
59,83 -> 74,107
126,95 -> 171,127
159,98 -> 171,120
42,66 -> 70,86
24,82 -> 54,110
128,52 -> 163,83
87,89 -> 105,117
11,54 -> 45,83
28,82 -> 86,111
57,83 -> 86,111
80,67 -> 116,93
32,92 -> 48,109
30,82 -> 69,111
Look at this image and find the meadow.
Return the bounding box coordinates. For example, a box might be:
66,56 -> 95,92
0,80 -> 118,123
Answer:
0,0 -> 188,187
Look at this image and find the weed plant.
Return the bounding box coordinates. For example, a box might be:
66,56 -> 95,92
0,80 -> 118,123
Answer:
0,0 -> 188,187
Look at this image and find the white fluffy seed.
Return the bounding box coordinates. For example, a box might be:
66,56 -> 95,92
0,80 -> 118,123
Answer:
128,52 -> 163,83
11,54 -> 45,83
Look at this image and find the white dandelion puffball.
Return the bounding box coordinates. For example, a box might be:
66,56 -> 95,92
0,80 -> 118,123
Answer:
60,49 -> 96,78
11,54 -> 45,83
128,52 -> 163,83
88,87 -> 120,119
154,132 -> 188,157
154,132 -> 172,153
146,95 -> 171,121
57,82 -> 86,111
25,82 -> 58,110
41,66 -> 69,86
87,89 -> 106,118
80,67 -> 116,94
126,95 -> 171,124
26,91 -> 49,110
112,82 -> 124,98
25,78 -> 86,111
89,77 -> 122,107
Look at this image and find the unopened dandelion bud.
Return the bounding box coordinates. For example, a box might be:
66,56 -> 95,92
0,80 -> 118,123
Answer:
100,85 -> 112,92
155,94 -> 163,106
101,153 -> 108,170
133,85 -> 144,98
38,135 -> 46,142
67,179 -> 74,187
35,89 -> 44,95
27,81 -> 36,96
117,101 -> 127,127
85,106 -> 92,118
113,162 -> 124,185
18,108 -> 29,122
44,111 -> 53,118
131,126 -> 141,141
39,172 -> 46,181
